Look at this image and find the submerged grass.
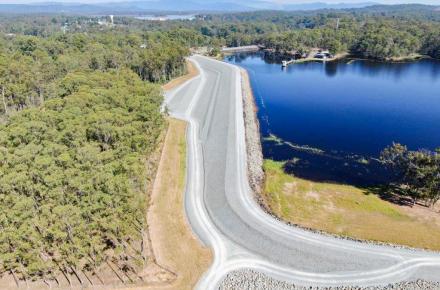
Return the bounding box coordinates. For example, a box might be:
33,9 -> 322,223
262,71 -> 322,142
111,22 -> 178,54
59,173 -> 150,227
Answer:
262,159 -> 440,251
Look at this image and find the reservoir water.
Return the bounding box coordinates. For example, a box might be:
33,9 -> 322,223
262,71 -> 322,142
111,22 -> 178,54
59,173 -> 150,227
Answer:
225,52 -> 440,185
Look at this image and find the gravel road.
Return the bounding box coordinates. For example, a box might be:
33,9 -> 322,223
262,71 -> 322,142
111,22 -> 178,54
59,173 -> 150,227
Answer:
165,55 -> 440,289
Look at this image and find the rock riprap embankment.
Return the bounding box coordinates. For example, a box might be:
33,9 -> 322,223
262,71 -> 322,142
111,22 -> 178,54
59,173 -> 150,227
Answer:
241,69 -> 264,195
219,269 -> 440,290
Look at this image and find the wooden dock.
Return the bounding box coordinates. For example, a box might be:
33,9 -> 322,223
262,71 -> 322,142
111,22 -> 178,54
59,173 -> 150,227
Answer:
282,59 -> 295,67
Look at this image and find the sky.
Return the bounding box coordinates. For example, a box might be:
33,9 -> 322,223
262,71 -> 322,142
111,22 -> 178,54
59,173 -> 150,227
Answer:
0,0 -> 438,4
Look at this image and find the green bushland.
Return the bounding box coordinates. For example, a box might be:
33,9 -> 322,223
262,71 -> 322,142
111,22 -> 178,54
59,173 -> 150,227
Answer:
193,5 -> 440,60
0,30 -> 189,115
0,68 -> 165,281
263,160 -> 440,250
0,27 -> 190,283
381,143 -> 440,207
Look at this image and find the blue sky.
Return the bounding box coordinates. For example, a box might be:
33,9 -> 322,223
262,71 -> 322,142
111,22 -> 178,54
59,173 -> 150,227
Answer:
0,0 -> 438,4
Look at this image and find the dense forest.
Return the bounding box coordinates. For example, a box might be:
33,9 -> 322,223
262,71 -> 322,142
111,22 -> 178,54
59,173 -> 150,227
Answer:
0,23 -> 189,284
1,5 -> 439,61
193,6 -> 440,60
0,69 -> 164,282
0,30 -> 189,114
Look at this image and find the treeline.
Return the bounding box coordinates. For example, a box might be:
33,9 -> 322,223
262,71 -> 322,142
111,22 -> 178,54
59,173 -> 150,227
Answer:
193,6 -> 440,60
0,69 -> 165,283
2,7 -> 440,62
0,29 -> 189,115
381,144 -> 440,207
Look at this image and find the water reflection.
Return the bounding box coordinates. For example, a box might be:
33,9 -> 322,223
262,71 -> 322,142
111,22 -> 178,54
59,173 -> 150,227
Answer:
226,52 -> 440,80
324,62 -> 338,77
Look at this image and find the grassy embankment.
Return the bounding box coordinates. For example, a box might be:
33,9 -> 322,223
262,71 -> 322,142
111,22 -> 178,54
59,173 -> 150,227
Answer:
262,159 -> 440,251
138,59 -> 212,290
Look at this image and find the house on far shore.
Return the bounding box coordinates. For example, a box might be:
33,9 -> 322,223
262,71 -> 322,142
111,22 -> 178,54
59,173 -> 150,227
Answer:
314,50 -> 333,59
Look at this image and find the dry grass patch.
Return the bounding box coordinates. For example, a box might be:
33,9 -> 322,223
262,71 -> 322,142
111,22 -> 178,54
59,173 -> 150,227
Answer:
262,159 -> 440,251
143,119 -> 212,290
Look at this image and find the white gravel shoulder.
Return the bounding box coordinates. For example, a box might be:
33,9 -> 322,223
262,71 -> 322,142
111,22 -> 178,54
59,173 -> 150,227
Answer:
219,269 -> 440,290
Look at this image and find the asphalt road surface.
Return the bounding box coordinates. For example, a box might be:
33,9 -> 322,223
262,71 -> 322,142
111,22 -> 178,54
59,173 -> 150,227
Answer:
165,55 -> 440,289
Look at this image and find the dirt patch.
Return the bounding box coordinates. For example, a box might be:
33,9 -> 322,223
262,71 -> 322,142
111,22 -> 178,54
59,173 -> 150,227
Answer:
76,120 -> 212,290
162,60 -> 198,91
305,191 -> 320,201
283,182 -> 297,195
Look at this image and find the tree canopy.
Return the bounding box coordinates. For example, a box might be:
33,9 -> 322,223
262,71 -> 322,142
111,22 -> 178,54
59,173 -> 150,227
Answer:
0,19 -> 190,284
0,68 -> 166,283
0,30 -> 189,115
381,143 -> 440,207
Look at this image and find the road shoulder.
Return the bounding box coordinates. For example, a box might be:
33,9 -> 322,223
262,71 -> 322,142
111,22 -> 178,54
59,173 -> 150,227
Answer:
142,59 -> 212,289
145,118 -> 212,290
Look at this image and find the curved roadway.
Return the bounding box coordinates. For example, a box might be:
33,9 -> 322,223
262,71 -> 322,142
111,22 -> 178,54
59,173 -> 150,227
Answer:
165,55 -> 440,289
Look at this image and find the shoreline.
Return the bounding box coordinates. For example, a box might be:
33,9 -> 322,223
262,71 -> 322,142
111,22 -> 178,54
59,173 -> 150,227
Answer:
290,53 -> 431,64
234,59 -> 440,290
238,60 -> 440,253
231,48 -> 434,64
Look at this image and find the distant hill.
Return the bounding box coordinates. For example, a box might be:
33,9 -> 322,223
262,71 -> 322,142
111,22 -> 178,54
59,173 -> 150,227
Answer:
0,0 -> 254,14
0,3 -> 106,14
282,2 -> 378,11
0,1 -> 380,14
0,1 -> 437,16
348,4 -> 440,21
108,0 -> 255,13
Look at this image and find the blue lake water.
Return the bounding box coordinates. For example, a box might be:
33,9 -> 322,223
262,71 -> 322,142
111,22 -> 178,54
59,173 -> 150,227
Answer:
225,52 -> 440,185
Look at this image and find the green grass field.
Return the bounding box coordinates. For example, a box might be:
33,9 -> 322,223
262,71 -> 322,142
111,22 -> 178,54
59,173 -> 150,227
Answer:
262,160 -> 440,250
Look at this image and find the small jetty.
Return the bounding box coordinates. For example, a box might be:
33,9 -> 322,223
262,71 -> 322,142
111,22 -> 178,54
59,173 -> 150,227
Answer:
282,59 -> 295,67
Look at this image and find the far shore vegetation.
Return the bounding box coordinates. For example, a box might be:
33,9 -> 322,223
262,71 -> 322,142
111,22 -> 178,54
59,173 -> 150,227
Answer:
199,5 -> 440,62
